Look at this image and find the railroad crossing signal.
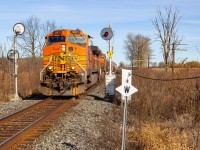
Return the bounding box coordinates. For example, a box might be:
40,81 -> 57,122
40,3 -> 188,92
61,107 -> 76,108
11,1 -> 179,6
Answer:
100,27 -> 113,40
101,24 -> 116,98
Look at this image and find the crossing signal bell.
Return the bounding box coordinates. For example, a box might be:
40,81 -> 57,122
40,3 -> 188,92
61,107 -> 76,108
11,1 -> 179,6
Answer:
100,28 -> 113,40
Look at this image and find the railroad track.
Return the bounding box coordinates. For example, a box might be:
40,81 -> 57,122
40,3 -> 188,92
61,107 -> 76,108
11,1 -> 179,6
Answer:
0,98 -> 79,150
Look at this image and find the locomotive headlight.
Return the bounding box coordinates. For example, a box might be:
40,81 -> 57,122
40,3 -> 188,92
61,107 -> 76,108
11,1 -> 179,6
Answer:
61,44 -> 66,51
71,66 -> 75,70
48,66 -> 53,70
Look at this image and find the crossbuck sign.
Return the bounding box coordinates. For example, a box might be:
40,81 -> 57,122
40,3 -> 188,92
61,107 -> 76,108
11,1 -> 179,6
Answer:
116,69 -> 138,150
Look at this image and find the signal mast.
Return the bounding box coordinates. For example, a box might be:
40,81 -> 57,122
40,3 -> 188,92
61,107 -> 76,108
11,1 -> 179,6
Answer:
100,24 -> 116,99
7,23 -> 25,101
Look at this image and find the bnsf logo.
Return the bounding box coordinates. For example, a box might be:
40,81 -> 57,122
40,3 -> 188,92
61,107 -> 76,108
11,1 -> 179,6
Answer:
58,56 -> 65,61
57,56 -> 72,61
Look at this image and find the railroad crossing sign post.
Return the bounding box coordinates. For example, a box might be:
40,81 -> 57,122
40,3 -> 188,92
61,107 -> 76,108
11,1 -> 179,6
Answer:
7,23 -> 25,101
116,69 -> 138,150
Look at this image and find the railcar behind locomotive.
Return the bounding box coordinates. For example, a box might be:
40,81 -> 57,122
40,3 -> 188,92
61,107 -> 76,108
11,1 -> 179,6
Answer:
40,29 -> 106,96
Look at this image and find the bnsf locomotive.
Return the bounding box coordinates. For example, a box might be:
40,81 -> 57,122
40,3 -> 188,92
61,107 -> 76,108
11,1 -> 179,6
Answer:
40,29 -> 106,96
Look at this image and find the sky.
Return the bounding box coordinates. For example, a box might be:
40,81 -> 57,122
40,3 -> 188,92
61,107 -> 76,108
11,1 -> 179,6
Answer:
0,0 -> 200,65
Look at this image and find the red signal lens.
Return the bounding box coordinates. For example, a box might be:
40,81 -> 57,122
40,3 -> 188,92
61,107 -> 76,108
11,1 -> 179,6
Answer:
103,32 -> 109,37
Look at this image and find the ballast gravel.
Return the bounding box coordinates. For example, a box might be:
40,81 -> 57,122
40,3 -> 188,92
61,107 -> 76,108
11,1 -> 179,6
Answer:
0,100 -> 41,118
29,82 -> 123,150
0,81 -> 123,150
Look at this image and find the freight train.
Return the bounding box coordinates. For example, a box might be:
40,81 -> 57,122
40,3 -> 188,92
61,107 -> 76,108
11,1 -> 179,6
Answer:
40,29 -> 106,96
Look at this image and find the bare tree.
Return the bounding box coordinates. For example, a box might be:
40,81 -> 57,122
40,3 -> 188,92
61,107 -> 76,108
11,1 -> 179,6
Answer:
0,43 -> 3,57
151,62 -> 157,67
147,49 -> 153,68
124,33 -> 151,69
118,61 -> 125,68
18,16 -> 40,59
18,16 -> 58,59
152,6 -> 183,72
38,20 -> 57,56
158,61 -> 165,68
0,42 -> 8,58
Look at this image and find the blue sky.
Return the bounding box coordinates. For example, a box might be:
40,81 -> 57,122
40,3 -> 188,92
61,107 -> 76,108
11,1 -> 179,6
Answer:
0,0 -> 200,65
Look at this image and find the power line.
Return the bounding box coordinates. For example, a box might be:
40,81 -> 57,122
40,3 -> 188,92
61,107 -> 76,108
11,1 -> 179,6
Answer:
131,73 -> 200,81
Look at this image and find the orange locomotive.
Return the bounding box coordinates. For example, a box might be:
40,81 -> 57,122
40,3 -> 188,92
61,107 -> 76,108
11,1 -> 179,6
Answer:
40,29 -> 106,96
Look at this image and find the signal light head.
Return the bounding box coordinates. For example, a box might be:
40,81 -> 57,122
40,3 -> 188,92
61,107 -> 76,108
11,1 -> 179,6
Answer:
100,27 -> 113,40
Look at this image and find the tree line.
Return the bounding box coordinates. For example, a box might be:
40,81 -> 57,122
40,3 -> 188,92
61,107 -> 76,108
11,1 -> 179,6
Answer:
123,6 -> 185,73
0,16 -> 59,60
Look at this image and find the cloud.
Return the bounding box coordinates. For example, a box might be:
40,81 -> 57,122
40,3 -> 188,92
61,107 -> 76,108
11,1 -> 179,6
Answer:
182,19 -> 200,24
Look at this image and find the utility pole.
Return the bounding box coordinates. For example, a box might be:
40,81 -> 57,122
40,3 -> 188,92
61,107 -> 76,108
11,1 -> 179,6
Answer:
172,42 -> 176,78
171,43 -> 187,78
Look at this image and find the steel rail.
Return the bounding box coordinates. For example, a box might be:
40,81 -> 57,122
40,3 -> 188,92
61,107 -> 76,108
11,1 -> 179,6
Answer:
0,98 -> 79,150
0,116 -> 44,147
0,99 -> 51,125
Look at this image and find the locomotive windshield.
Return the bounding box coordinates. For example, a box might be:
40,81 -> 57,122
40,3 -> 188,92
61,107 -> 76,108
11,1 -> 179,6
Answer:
48,36 -> 65,44
68,36 -> 86,46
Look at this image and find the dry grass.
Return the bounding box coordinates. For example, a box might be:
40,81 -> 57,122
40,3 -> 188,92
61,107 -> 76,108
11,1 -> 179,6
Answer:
0,58 -> 10,102
0,59 -> 199,149
18,58 -> 42,98
128,122 -> 190,150
0,57 -> 42,102
116,68 -> 200,149
130,68 -> 199,122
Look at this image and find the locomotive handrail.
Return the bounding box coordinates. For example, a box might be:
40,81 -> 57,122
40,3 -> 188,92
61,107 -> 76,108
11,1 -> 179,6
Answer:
73,58 -> 87,83
40,55 -> 53,81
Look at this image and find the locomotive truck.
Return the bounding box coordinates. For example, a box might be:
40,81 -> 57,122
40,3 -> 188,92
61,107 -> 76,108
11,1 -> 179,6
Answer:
40,29 -> 106,96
